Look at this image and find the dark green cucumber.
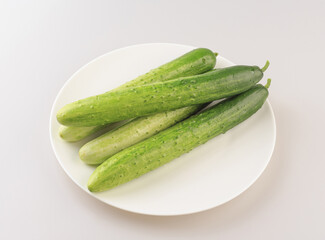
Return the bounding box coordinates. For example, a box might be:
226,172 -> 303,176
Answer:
88,81 -> 271,192
57,64 -> 266,127
79,105 -> 203,164
59,48 -> 216,141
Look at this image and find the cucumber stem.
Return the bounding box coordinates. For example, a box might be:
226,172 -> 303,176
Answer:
214,52 -> 218,57
265,78 -> 271,89
261,60 -> 270,72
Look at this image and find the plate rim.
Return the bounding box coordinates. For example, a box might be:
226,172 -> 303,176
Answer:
49,42 -> 276,216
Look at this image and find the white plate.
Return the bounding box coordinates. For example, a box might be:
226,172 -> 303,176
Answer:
50,43 -> 276,216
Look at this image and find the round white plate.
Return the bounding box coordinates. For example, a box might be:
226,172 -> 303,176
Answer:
50,43 -> 276,216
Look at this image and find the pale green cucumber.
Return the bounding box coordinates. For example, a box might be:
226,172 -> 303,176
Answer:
88,81 -> 271,192
57,64 -> 266,127
59,120 -> 129,142
59,48 -> 216,141
59,125 -> 106,142
79,105 -> 203,164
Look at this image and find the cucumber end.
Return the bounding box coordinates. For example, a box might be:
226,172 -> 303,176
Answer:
87,184 -> 96,192
261,60 -> 270,72
214,52 -> 219,57
87,175 -> 98,192
59,126 -> 79,142
56,108 -> 69,126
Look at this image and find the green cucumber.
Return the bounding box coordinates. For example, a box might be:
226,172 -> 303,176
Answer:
79,105 -> 203,164
59,48 -> 216,141
88,80 -> 271,192
116,48 -> 217,89
57,63 -> 268,127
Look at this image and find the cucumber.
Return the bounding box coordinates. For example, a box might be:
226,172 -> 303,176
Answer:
79,105 -> 203,164
59,120 -> 128,142
59,48 -> 216,141
57,63 -> 267,127
87,80 -> 271,192
59,125 -> 106,142
116,48 -> 217,89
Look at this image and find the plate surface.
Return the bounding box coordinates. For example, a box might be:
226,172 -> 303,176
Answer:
50,43 -> 276,216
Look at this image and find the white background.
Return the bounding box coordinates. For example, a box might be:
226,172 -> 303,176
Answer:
1,1 -> 324,239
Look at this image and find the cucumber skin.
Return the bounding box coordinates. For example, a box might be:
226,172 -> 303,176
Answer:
79,105 -> 203,165
59,48 -> 216,141
88,84 -> 269,192
57,65 -> 263,127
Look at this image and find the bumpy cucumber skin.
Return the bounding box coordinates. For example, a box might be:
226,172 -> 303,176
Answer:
59,48 -> 216,141
87,84 -> 269,192
57,65 -> 263,127
79,105 -> 203,164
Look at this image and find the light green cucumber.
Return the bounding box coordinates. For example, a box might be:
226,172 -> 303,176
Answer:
57,63 -> 268,127
59,120 -> 129,142
59,48 -> 217,141
59,125 -> 106,142
88,80 -> 271,192
79,105 -> 203,164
